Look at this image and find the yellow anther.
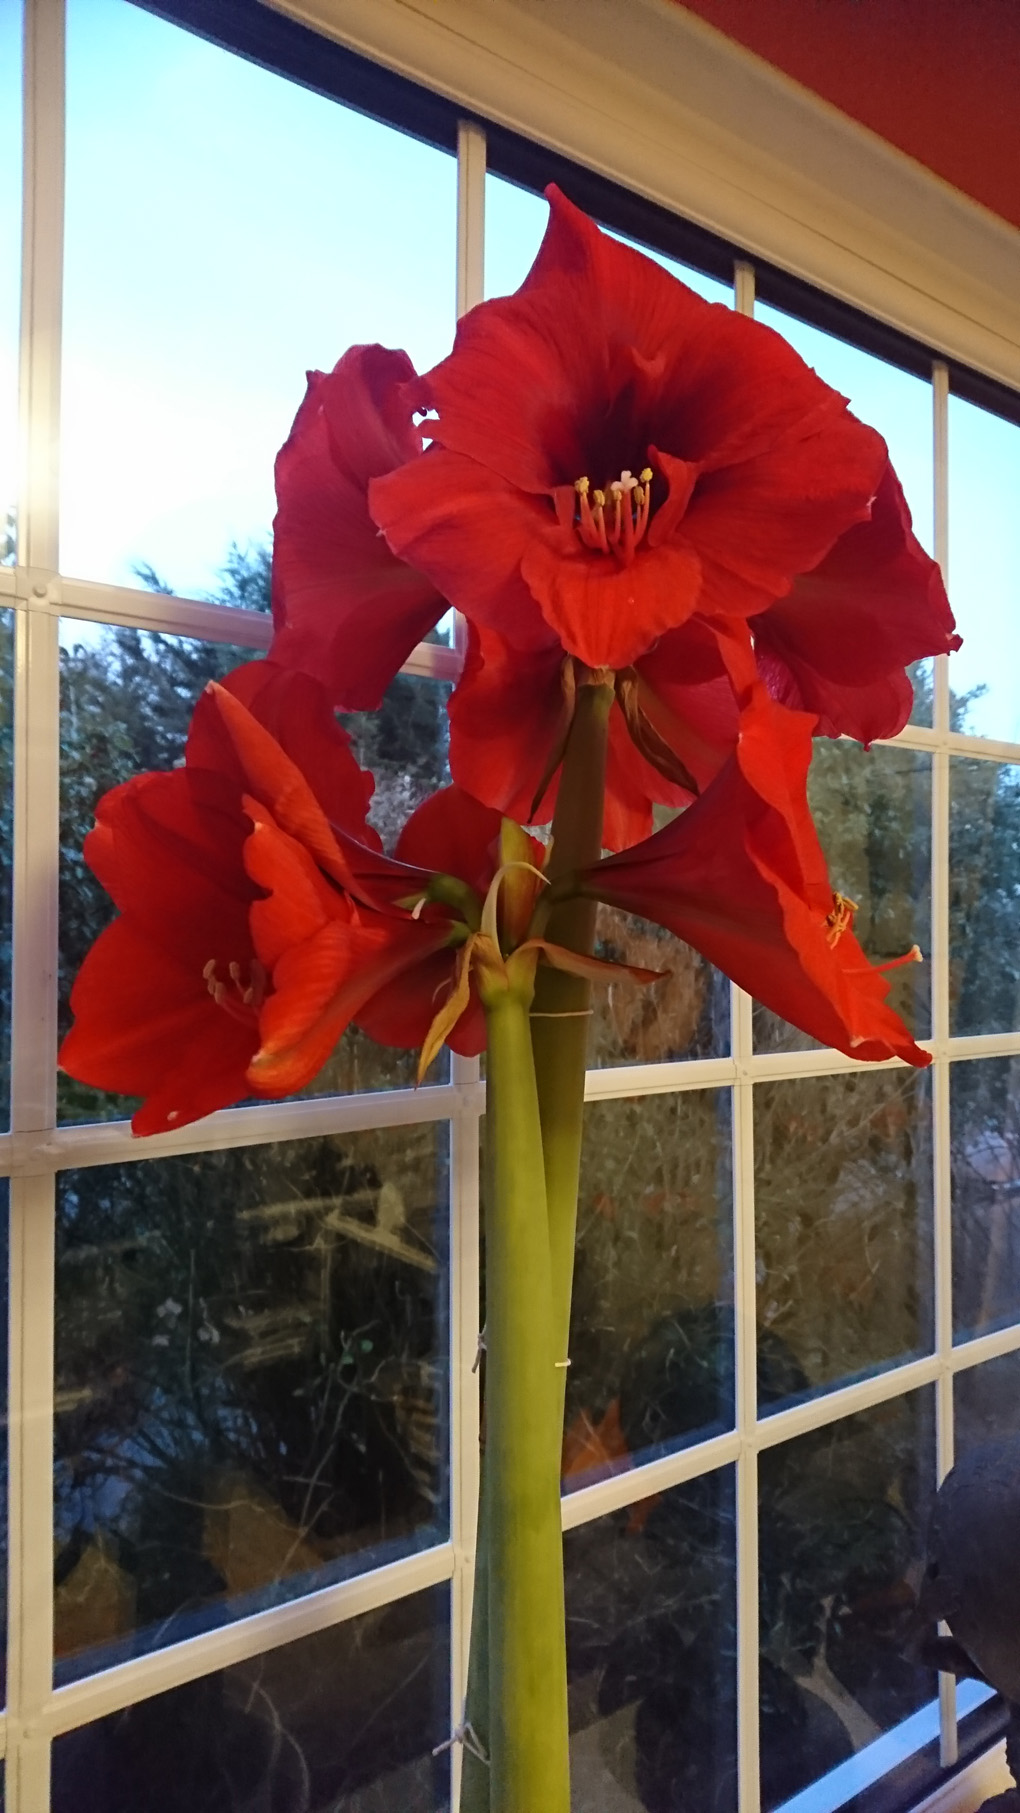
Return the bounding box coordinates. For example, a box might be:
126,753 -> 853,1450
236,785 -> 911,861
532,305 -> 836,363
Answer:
574,476 -> 589,495
640,466 -> 653,483
592,488 -> 605,507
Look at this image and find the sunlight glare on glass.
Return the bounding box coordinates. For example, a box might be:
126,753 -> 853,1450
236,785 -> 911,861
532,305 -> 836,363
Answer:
61,0 -> 457,601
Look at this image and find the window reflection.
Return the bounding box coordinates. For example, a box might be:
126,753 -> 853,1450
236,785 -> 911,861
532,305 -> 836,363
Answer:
590,906 -> 729,1067
759,1390 -> 938,1809
756,1068 -> 933,1404
755,742 -> 932,1055
950,757 -> 1020,1036
54,1131 -> 449,1681
564,1468 -> 737,1813
952,1057 -> 1020,1342
564,1089 -> 733,1487
51,1586 -> 451,1812
62,0 -> 456,596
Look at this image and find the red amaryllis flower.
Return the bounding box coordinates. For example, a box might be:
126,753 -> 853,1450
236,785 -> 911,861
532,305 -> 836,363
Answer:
270,344 -> 447,709
366,187 -> 957,838
370,185 -> 893,673
211,676 -> 661,1090
751,463 -> 960,745
58,660 -> 381,1134
576,682 -> 930,1067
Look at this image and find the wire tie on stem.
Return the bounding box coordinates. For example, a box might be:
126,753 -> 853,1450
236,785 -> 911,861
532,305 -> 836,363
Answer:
471,1328 -> 487,1374
529,1008 -> 594,1018
554,1357 -> 572,1369
433,1721 -> 490,1766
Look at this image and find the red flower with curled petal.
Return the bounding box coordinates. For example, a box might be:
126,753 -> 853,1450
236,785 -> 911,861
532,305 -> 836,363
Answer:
270,344 -> 447,709
575,680 -> 930,1068
364,186 -> 957,840
58,659 -> 381,1134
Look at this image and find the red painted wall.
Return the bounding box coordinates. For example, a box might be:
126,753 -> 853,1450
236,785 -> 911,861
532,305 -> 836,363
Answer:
674,0 -> 1020,232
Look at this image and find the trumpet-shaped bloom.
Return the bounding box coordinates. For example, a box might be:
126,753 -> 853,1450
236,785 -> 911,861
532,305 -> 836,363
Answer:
578,683 -> 930,1067
270,344 -> 447,709
363,188 -> 956,836
59,660 -> 382,1134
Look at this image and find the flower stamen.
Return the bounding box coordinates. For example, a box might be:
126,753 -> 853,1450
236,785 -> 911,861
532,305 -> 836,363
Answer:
203,956 -> 266,1021
574,467 -> 653,562
825,892 -> 859,947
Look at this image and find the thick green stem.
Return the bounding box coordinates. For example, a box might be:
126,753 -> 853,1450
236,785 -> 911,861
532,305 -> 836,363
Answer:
460,1466 -> 491,1813
483,983 -> 570,1813
531,681 -> 614,1396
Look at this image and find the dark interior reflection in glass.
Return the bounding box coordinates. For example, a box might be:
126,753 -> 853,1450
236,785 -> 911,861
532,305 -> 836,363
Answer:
58,621 -> 451,1124
754,742 -> 931,1055
759,1389 -> 938,1810
955,1348 -> 1020,1457
950,758 -> 1020,1037
563,1090 -> 733,1489
51,1586 -> 451,1813
755,1069 -> 933,1405
53,1129 -> 449,1683
951,1056 -> 1020,1342
565,1467 -> 737,1813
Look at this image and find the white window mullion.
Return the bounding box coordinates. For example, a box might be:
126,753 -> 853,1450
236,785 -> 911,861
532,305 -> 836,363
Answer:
930,358 -> 958,1768
732,255 -> 762,1813
449,117 -> 486,1812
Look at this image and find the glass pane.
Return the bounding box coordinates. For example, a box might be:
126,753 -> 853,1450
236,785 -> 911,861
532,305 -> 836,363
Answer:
950,756 -> 1020,1036
62,0 -> 456,596
0,609 -> 12,1127
755,742 -> 932,1055
564,1089 -> 733,1488
58,628 -> 451,1123
484,174 -> 549,299
951,1056 -> 1020,1342
565,1466 -> 737,1812
955,1347 -> 1020,1457
54,1128 -> 449,1682
756,306 -> 935,728
51,1585 -> 451,1811
755,1068 -> 933,1406
590,908 -> 730,1066
759,1389 -> 937,1810
484,176 -> 730,305
948,393 -> 1020,742
0,0 -> 20,565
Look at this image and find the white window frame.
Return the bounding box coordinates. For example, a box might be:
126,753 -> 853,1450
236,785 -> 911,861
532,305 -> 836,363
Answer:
3,0 -> 1020,1809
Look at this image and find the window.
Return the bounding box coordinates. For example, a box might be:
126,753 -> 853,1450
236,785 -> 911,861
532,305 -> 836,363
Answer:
4,2 -> 1020,1809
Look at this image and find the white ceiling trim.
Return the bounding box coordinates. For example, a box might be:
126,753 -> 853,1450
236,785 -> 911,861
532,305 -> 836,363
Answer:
264,0 -> 1020,389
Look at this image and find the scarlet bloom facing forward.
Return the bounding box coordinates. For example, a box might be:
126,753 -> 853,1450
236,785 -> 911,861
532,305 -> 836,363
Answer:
364,188 -> 957,841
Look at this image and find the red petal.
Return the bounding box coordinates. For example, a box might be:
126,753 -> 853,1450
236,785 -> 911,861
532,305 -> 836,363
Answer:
369,448 -> 553,651
270,357 -> 445,709
519,536 -> 703,670
583,699 -> 929,1067
187,659 -> 378,843
395,785 -> 504,896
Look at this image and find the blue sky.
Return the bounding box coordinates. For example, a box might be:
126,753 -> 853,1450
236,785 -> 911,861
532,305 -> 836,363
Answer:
2,0 -> 1019,739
